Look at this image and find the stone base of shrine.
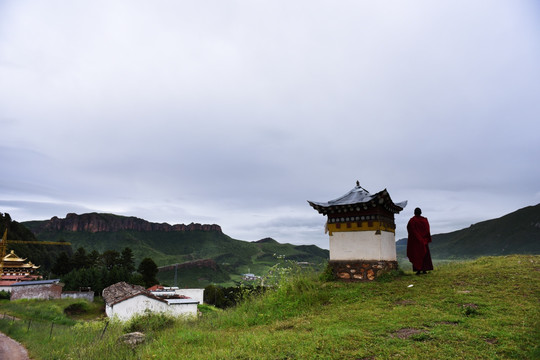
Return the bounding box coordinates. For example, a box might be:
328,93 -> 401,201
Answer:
329,260 -> 398,281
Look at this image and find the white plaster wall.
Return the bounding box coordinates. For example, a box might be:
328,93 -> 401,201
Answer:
174,289 -> 204,304
329,231 -> 396,261
109,295 -> 165,321
168,302 -> 198,317
108,295 -> 198,321
105,304 -> 113,318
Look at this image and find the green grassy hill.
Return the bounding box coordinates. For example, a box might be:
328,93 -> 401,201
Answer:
1,255 -> 538,359
22,215 -> 329,287
397,203 -> 540,260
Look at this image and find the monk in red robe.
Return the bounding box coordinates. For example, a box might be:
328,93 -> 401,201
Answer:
407,207 -> 433,274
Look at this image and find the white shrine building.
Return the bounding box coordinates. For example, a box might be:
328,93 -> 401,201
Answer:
308,181 -> 407,280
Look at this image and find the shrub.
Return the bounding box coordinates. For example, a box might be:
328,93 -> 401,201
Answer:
64,301 -> 90,316
0,290 -> 10,300
462,304 -> 480,316
198,304 -> 221,316
123,312 -> 176,333
377,269 -> 404,283
319,263 -> 335,282
204,284 -> 265,309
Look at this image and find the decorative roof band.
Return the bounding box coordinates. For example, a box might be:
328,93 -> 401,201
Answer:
327,221 -> 396,235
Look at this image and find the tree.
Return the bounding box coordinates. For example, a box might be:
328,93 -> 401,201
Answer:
120,247 -> 136,273
51,252 -> 73,276
62,267 -> 103,294
72,247 -> 88,269
87,250 -> 101,268
204,284 -> 226,307
137,257 -> 159,288
104,267 -> 131,288
101,250 -> 121,270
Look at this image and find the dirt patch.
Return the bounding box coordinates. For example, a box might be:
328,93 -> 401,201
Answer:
118,332 -> 146,350
63,302 -> 93,317
436,321 -> 459,326
0,332 -> 31,360
275,324 -> 295,331
391,328 -> 426,339
394,300 -> 416,306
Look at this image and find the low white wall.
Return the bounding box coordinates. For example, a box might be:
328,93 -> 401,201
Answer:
329,231 -> 396,261
175,289 -> 204,304
61,291 -> 94,302
0,286 -> 13,293
166,301 -> 198,317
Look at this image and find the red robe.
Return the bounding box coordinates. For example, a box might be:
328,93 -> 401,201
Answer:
407,215 -> 433,271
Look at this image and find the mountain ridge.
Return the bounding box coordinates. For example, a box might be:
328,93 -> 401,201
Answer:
396,203 -> 540,258
23,212 -> 222,233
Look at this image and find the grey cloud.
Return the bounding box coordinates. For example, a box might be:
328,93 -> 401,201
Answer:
0,1 -> 539,251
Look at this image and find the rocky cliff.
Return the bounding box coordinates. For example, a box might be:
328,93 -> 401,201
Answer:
28,213 -> 222,233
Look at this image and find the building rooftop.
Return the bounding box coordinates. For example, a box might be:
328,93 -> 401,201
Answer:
308,182 -> 407,215
0,275 -> 39,281
2,250 -> 40,271
3,250 -> 27,263
165,298 -> 199,305
11,279 -> 61,286
103,281 -> 194,306
102,281 -> 149,305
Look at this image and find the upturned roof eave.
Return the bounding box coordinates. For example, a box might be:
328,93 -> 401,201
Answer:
308,188 -> 406,214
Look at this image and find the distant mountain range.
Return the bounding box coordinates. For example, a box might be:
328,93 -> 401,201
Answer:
13,203 -> 540,286
396,203 -> 540,259
26,212 -> 223,233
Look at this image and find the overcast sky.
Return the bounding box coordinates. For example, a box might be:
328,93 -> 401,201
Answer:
1,1 -> 539,250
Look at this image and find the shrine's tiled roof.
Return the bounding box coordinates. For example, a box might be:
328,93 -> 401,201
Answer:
308,183 -> 407,215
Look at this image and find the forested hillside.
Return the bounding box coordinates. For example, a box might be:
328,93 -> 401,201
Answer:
0,212 -> 71,272
22,213 -> 329,287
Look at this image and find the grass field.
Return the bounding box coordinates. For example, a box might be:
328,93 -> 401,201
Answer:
0,255 -> 538,359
